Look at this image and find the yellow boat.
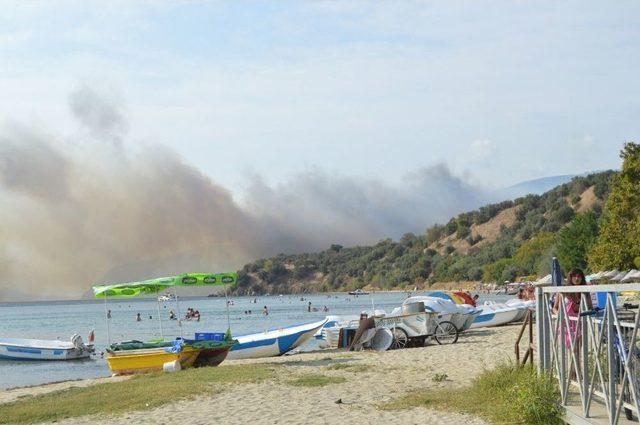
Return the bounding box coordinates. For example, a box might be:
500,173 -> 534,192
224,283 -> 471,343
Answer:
106,346 -> 200,375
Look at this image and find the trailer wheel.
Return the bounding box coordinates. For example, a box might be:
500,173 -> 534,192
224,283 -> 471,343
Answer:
391,328 -> 408,349
434,321 -> 459,345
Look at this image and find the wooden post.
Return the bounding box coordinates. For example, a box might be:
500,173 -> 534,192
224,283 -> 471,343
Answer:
515,309 -> 534,366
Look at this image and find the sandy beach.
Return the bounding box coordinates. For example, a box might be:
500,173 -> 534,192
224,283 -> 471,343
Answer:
1,325 -> 524,425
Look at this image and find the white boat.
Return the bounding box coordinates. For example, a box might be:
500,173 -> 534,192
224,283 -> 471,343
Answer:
158,293 -> 177,302
226,319 -> 328,360
504,299 -> 536,321
0,335 -> 92,360
470,302 -> 522,328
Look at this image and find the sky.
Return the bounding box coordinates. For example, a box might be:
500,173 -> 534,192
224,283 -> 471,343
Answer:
1,1 -> 638,191
1,1 -> 639,300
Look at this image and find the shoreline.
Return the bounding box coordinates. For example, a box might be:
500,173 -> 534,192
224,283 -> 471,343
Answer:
1,325 -> 524,425
0,286 -> 484,306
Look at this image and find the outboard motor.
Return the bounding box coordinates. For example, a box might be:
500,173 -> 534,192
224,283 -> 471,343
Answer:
71,334 -> 86,351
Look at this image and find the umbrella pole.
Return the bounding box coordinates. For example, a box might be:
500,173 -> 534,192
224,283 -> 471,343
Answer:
104,294 -> 111,346
156,297 -> 164,340
224,283 -> 231,333
174,286 -> 183,338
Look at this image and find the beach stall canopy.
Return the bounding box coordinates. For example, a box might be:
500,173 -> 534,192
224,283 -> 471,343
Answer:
93,272 -> 238,298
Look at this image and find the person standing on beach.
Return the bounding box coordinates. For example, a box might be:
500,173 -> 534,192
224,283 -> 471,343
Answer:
552,268 -> 592,376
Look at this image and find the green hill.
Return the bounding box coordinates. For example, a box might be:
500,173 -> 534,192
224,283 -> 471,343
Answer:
233,170 -> 617,295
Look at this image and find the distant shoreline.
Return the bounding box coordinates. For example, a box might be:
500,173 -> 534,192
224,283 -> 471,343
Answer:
0,283 -> 485,306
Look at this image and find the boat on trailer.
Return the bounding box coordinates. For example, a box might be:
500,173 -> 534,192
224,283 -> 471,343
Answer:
0,335 -> 92,361
226,319 -> 327,360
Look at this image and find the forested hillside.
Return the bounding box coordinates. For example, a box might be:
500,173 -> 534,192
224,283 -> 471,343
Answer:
232,167 -> 618,296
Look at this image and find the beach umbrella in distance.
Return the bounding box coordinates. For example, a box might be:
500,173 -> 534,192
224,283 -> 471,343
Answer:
551,257 -> 563,286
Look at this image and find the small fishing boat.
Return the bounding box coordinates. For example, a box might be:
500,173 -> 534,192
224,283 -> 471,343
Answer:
348,289 -> 369,296
0,335 -> 92,361
226,319 -> 327,360
106,340 -> 200,375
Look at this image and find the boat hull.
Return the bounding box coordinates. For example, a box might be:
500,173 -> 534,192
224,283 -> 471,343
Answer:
470,308 -> 521,329
194,346 -> 231,367
106,346 -> 199,375
227,319 -> 327,360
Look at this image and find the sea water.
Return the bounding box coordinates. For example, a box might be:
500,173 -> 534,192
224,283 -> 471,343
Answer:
0,292 -> 510,390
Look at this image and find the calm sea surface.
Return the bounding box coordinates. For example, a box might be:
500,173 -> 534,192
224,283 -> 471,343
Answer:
0,292 -> 510,390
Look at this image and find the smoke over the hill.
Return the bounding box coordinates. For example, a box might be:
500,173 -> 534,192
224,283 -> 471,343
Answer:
0,88 -> 490,300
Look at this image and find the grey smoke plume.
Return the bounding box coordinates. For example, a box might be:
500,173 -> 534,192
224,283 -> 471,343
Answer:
0,127 -> 70,200
0,88 -> 491,300
69,85 -> 128,147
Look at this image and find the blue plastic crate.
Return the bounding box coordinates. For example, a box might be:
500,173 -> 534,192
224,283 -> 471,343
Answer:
596,292 -> 617,310
194,332 -> 225,341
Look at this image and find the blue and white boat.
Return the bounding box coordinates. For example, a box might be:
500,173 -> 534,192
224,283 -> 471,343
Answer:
226,319 -> 327,360
470,303 -> 521,329
0,335 -> 92,360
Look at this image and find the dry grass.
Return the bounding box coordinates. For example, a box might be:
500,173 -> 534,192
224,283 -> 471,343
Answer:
0,364 -> 277,424
326,363 -> 371,373
381,362 -> 562,424
287,374 -> 347,387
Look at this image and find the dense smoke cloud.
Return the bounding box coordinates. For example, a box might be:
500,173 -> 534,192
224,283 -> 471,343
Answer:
0,88 -> 491,300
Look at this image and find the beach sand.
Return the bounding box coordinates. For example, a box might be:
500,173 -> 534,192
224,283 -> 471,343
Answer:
3,325 -> 524,424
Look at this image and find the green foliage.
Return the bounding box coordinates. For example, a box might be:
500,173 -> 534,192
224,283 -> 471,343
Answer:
483,258 -> 515,283
556,212 -> 599,271
456,223 -> 471,239
513,232 -> 556,275
381,362 -> 562,424
444,219 -> 457,235
425,225 -> 444,245
589,143 -> 640,270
